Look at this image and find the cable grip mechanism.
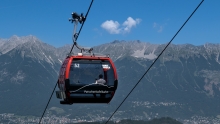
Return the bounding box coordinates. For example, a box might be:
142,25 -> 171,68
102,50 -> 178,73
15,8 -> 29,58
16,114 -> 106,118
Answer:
69,12 -> 93,54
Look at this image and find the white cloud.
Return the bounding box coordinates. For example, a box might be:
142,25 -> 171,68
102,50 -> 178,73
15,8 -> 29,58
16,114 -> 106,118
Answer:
101,17 -> 141,34
153,22 -> 158,28
101,20 -> 121,34
123,17 -> 141,33
153,22 -> 163,33
158,26 -> 163,32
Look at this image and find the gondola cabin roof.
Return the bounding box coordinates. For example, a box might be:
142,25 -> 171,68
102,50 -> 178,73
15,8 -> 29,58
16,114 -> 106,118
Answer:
64,52 -> 117,79
66,52 -> 111,59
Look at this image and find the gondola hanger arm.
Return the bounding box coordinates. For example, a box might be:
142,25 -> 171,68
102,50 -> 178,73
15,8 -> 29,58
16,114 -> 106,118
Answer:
69,12 -> 93,54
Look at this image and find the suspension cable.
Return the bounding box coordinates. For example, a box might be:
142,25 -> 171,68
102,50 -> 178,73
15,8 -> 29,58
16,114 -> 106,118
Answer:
105,0 -> 204,123
39,83 -> 58,124
69,0 -> 94,54
38,1 -> 94,123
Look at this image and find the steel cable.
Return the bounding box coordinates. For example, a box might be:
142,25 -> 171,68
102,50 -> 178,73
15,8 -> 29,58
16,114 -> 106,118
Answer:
38,0 -> 94,123
69,0 -> 94,53
105,0 -> 204,123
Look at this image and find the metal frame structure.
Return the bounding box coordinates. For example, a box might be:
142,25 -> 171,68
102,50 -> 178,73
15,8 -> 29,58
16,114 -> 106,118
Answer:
69,12 -> 93,53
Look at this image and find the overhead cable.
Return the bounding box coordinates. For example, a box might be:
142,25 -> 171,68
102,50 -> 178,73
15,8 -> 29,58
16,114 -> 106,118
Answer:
105,0 -> 204,123
38,1 -> 94,123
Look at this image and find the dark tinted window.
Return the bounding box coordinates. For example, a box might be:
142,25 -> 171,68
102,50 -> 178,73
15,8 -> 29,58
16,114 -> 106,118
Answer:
69,59 -> 115,85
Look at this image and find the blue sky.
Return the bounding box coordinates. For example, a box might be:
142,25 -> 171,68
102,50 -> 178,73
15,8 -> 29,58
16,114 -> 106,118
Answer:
0,0 -> 219,47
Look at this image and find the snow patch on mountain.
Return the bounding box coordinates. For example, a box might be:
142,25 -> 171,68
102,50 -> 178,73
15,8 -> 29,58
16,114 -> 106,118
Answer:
132,47 -> 157,60
216,52 -> 220,64
58,59 -> 62,63
0,69 -> 9,82
199,70 -> 220,96
10,70 -> 25,84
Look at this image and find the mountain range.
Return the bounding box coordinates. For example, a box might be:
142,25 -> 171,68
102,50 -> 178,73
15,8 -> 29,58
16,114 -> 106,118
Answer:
0,35 -> 220,123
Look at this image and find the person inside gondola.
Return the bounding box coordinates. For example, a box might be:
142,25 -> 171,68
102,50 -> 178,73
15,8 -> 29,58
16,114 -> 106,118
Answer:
93,74 -> 106,98
96,74 -> 106,85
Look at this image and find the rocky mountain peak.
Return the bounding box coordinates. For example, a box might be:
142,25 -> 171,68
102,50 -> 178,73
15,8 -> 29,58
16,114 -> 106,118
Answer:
1,35 -> 220,65
0,35 -> 42,54
9,35 -> 20,41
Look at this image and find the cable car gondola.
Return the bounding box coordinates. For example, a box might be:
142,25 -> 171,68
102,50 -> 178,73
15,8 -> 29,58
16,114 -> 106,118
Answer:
56,12 -> 118,104
56,53 -> 118,104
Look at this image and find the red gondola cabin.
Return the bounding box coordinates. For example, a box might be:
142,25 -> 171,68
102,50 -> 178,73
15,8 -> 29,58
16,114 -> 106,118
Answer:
56,53 -> 118,104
